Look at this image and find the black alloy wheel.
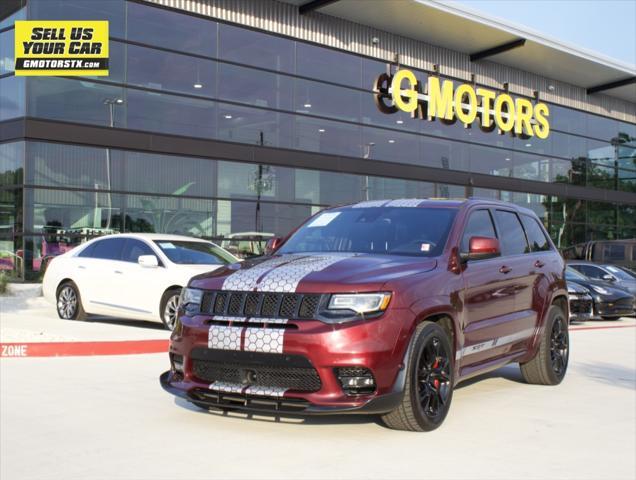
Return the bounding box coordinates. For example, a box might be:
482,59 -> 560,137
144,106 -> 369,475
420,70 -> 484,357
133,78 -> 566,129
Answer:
550,314 -> 568,377
417,336 -> 452,420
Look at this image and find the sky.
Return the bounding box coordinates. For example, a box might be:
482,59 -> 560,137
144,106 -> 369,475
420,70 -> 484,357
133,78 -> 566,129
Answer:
448,0 -> 636,67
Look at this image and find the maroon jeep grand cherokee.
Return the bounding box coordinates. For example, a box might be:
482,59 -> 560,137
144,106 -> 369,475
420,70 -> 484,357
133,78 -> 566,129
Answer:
161,198 -> 568,431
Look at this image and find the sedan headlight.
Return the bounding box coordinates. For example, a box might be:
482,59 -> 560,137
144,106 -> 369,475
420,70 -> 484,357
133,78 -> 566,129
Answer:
590,285 -> 610,295
328,293 -> 391,315
180,287 -> 203,310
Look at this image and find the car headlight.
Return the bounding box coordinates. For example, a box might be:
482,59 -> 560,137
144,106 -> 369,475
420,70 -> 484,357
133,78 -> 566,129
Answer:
180,287 -> 203,310
590,285 -> 610,295
328,293 -> 392,315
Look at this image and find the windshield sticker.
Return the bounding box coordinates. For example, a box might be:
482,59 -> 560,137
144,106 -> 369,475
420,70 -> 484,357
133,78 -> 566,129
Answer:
420,243 -> 431,252
159,242 -> 176,249
307,212 -> 341,228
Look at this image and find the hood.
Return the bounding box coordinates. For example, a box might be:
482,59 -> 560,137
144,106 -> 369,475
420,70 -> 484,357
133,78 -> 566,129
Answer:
567,282 -> 590,294
189,253 -> 438,292
568,279 -> 633,300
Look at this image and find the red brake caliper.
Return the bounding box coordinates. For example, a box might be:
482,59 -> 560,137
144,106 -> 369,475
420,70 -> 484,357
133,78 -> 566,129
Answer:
432,358 -> 440,389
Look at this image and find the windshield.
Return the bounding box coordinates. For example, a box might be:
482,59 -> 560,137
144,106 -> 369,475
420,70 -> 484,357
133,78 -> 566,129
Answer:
154,240 -> 235,265
605,265 -> 635,281
566,267 -> 587,281
278,207 -> 457,257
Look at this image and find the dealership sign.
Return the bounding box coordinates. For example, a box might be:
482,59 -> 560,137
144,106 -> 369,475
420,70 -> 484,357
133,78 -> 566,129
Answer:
14,21 -> 109,76
373,68 -> 550,139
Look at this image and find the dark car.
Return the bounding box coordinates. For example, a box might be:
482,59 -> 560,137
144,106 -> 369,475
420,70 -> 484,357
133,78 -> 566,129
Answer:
161,198 -> 569,432
567,281 -> 593,322
565,267 -> 635,319
568,261 -> 636,297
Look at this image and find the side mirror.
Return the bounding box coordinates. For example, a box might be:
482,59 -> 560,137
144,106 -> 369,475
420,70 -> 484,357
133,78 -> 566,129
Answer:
138,254 -> 159,268
602,274 -> 615,282
460,236 -> 501,262
264,237 -> 283,255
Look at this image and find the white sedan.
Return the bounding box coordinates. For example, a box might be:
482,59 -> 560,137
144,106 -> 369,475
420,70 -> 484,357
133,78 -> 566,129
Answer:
43,233 -> 238,330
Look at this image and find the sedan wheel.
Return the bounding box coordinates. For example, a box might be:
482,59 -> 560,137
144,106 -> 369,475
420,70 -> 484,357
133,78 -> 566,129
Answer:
161,290 -> 181,331
56,282 -> 86,321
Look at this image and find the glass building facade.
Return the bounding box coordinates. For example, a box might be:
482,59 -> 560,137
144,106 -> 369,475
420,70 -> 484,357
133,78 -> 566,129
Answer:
1,0 -> 635,279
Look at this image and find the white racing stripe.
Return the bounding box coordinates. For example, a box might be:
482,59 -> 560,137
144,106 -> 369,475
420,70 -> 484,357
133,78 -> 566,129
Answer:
244,326 -> 286,353
208,325 -> 242,350
208,382 -> 287,398
209,382 -> 244,394
456,327 -> 536,361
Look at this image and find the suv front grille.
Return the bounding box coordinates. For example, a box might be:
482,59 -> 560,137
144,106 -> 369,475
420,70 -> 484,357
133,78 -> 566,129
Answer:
190,348 -> 321,392
199,291 -> 323,319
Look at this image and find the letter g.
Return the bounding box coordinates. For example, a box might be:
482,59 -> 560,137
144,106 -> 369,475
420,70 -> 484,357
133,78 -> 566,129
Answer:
391,69 -> 418,113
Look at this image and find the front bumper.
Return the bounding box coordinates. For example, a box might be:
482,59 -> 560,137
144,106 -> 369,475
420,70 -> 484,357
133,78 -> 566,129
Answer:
568,294 -> 593,322
594,298 -> 635,318
160,309 -> 411,415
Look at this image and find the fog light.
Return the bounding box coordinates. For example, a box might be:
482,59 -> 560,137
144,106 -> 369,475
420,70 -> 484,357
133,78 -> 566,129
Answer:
335,367 -> 376,395
170,353 -> 184,373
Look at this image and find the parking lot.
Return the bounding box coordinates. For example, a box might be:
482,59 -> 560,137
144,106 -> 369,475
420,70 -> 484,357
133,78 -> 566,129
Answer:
1,299 -> 635,480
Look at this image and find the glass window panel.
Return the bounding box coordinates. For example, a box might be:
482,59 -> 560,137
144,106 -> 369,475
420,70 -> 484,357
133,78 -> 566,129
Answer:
295,116 -> 361,158
27,188 -> 122,236
126,88 -> 216,138
586,164 -> 616,190
127,44 -> 216,98
296,42 -> 362,88
469,145 -> 512,177
420,116 -> 467,141
586,113 -> 619,142
27,141 -> 112,189
618,169 -> 636,193
472,187 -> 500,200
294,79 -> 360,122
618,203 -> 636,226
118,151 -> 216,197
549,104 -> 586,135
617,144 -> 636,171
513,152 -> 550,181
550,132 -> 587,160
366,177 -> 435,201
362,127 -> 419,166
513,134 -> 550,156
123,194 -> 216,237
91,237 -> 125,260
362,58 -> 390,91
420,136 -> 469,171
361,91 -> 420,133
28,77 -> 124,126
0,76 -> 25,120
461,209 -> 497,251
587,139 -> 614,166
28,0 -> 124,37
217,103 -> 293,148
618,121 -> 636,139
0,29 -> 15,74
586,201 -> 616,226
465,125 -> 513,149
220,199 -> 313,238
0,5 -> 25,30
494,209 -> 529,255
126,1 -> 216,56
217,162 -> 278,199
0,188 -> 23,277
219,63 -> 292,110
219,23 -> 293,72
0,141 -> 24,186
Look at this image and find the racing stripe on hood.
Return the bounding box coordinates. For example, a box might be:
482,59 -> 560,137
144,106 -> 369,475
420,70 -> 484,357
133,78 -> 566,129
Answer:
255,254 -> 353,293
221,253 -> 353,293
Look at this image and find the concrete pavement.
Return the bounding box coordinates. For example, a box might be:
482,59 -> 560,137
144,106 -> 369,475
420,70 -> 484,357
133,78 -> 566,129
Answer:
1,301 -> 634,479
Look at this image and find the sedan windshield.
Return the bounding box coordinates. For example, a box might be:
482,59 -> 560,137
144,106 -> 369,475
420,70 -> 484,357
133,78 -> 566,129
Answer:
605,265 -> 636,281
278,207 -> 457,257
154,240 -> 235,265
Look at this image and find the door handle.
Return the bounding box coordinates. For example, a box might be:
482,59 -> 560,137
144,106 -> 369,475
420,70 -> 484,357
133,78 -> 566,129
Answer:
534,260 -> 545,268
114,270 -> 123,274
499,265 -> 512,274
78,265 -> 86,270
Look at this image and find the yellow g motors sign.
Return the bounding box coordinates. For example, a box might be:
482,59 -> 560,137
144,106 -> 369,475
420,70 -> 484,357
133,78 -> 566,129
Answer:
374,68 -> 550,139
14,21 -> 109,76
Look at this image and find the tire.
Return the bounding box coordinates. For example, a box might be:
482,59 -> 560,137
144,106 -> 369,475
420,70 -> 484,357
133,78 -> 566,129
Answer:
520,305 -> 569,385
160,288 -> 182,331
56,281 -> 86,321
382,321 -> 454,432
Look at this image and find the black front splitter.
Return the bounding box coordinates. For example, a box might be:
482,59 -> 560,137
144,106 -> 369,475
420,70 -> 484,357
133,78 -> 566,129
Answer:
160,371 -> 403,416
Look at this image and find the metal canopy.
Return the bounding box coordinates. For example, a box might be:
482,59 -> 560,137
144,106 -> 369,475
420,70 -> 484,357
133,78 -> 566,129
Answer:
279,0 -> 636,103
587,77 -> 636,95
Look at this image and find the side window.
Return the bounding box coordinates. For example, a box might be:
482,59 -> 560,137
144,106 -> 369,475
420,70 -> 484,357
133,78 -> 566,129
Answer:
579,265 -> 605,279
461,209 -> 497,252
520,215 -> 551,252
122,239 -> 155,263
494,210 -> 529,256
91,238 -> 125,261
78,242 -> 96,258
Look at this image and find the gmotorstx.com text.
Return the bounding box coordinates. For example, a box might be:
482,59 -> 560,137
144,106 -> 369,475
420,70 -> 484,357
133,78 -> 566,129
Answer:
21,59 -> 101,69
